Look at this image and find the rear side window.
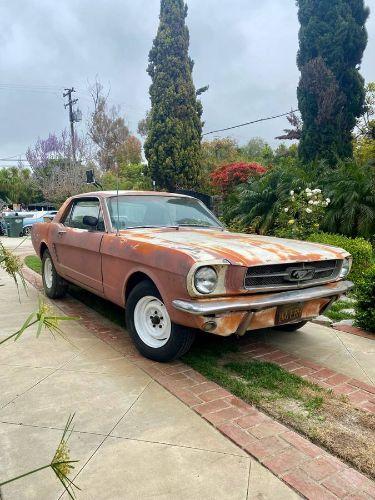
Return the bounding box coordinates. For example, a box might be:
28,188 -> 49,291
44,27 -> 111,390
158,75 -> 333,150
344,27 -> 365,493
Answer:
63,199 -> 104,231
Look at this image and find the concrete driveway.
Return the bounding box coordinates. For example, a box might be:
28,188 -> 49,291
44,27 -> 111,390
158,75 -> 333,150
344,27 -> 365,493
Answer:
0,239 -> 297,500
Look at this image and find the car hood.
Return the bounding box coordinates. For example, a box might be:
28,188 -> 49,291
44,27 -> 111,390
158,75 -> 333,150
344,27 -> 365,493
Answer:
122,228 -> 348,266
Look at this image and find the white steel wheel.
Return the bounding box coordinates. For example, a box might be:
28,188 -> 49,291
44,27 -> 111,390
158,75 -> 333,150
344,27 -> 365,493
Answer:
126,281 -> 196,362
44,256 -> 53,289
134,296 -> 172,348
42,250 -> 68,299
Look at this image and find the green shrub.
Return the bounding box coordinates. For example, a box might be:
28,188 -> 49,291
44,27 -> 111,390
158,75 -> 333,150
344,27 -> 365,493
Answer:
275,187 -> 330,240
354,266 -> 375,333
307,233 -> 374,284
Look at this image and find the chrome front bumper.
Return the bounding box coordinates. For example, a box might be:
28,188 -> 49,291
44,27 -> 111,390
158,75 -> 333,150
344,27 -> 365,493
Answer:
172,280 -> 354,316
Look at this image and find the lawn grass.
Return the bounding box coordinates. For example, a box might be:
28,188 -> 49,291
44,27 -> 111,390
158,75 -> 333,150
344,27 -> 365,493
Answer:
325,299 -> 356,322
24,255 -> 42,274
184,335 -> 327,417
24,254 -> 375,477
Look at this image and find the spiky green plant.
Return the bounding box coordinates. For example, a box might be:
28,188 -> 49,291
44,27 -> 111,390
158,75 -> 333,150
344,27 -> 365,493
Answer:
230,162 -> 311,234
323,160 -> 375,238
0,299 -> 79,346
0,241 -> 27,295
0,414 -> 80,499
0,242 -> 81,497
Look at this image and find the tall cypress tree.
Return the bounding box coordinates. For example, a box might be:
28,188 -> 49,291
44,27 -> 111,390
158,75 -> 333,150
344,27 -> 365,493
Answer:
144,0 -> 203,191
297,0 -> 369,164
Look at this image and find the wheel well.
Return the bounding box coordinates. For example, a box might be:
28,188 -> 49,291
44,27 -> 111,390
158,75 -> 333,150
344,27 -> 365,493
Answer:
39,242 -> 48,259
125,272 -> 156,301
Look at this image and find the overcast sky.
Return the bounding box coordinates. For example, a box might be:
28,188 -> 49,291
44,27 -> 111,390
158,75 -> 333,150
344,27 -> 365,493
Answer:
0,0 -> 374,164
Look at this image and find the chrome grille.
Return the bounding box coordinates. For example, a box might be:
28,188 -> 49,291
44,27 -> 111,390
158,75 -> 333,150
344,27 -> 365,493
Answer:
244,260 -> 342,291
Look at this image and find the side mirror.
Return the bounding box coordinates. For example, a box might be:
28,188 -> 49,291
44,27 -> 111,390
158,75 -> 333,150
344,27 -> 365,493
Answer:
86,169 -> 95,184
86,169 -> 103,189
82,215 -> 98,228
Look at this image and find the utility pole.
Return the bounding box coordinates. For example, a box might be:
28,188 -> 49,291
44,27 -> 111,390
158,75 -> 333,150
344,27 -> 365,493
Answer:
63,87 -> 79,164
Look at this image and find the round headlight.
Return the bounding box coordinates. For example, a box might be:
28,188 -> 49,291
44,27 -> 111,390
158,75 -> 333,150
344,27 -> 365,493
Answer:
194,266 -> 218,294
339,257 -> 352,278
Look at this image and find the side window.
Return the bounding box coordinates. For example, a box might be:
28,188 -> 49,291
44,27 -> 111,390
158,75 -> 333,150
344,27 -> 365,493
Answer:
61,203 -> 74,225
63,199 -> 104,231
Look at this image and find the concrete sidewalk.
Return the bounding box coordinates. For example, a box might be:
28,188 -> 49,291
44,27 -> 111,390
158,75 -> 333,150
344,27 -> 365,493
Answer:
0,264 -> 297,499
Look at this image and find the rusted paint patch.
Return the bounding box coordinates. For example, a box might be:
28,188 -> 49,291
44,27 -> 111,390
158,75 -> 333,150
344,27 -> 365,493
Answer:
114,227 -> 348,267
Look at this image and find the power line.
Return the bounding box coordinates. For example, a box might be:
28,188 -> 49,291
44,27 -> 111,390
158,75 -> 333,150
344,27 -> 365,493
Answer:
202,109 -> 299,136
0,82 -> 64,88
0,155 -> 26,160
0,83 -> 92,97
0,159 -> 29,163
0,84 -> 62,96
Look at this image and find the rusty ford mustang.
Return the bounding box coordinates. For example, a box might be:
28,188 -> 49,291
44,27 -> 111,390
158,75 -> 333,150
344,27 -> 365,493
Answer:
31,191 -> 353,362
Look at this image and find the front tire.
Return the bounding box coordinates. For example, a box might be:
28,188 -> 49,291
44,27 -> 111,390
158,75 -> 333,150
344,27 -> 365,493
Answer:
42,250 -> 68,299
126,281 -> 195,362
275,320 -> 308,332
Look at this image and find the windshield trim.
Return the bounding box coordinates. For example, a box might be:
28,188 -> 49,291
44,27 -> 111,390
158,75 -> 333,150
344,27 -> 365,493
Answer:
106,194 -> 224,232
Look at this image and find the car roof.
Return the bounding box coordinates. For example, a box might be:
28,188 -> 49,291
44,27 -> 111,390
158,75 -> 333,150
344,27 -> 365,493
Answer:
74,190 -> 194,199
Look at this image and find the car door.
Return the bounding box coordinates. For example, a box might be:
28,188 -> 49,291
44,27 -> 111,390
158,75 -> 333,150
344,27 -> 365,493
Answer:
52,197 -> 105,293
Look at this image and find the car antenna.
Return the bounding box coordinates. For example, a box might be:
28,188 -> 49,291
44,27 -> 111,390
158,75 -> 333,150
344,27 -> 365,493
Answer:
115,161 -> 120,236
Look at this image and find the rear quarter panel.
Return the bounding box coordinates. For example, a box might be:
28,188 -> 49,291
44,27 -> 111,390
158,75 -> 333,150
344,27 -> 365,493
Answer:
31,222 -> 53,258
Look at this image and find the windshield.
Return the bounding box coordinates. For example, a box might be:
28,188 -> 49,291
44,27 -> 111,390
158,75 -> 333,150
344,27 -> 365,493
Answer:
107,195 -> 222,230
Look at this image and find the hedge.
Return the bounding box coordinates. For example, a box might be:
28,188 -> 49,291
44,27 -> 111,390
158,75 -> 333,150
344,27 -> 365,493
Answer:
307,233 -> 374,284
354,265 -> 375,333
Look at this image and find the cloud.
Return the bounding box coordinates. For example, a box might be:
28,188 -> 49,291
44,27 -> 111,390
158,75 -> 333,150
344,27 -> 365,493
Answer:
0,0 -> 374,159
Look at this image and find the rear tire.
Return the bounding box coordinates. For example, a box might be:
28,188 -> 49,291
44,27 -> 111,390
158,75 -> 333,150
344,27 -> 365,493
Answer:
275,320 -> 308,332
42,250 -> 68,299
126,281 -> 195,362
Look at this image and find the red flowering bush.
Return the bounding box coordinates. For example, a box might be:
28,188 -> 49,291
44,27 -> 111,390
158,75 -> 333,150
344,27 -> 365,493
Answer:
211,162 -> 267,192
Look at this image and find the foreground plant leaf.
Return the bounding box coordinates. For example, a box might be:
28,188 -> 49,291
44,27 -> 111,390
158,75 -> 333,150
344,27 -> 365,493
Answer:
0,414 -> 80,499
0,242 -> 27,297
0,299 -> 79,346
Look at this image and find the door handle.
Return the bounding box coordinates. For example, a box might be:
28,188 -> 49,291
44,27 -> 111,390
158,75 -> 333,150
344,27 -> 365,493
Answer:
57,230 -> 66,235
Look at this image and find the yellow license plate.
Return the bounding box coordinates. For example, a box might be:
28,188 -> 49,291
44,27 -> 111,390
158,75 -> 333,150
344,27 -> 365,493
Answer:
275,303 -> 304,326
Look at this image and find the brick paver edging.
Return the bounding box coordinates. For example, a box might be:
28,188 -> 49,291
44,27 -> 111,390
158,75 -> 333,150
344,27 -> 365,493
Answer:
333,323 -> 375,341
22,266 -> 375,499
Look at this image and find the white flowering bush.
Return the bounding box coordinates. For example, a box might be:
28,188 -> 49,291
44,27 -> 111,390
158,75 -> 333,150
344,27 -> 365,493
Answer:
275,188 -> 331,239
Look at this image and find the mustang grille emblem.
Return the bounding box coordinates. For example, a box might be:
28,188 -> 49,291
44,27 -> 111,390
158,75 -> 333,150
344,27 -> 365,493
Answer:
286,267 -> 315,282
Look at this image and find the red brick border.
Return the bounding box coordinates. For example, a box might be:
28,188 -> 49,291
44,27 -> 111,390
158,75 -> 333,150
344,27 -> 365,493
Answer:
333,323 -> 375,341
22,266 -> 375,499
